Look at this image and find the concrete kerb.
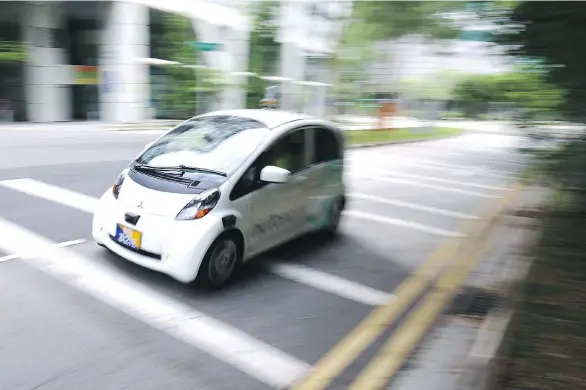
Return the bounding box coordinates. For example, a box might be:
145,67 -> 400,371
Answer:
455,185 -> 549,390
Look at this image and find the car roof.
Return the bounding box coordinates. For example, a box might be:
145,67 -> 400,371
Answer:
197,109 -> 314,130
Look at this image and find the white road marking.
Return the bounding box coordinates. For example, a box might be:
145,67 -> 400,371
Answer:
0,218 -> 309,388
267,263 -> 392,306
348,158 -> 519,178
342,210 -> 464,238
0,178 -> 98,213
433,146 -> 514,155
348,169 -> 507,191
0,238 -> 87,263
416,150 -> 525,165
347,173 -> 502,199
0,180 -> 454,289
0,177 -> 469,239
413,159 -> 520,176
348,193 -> 479,220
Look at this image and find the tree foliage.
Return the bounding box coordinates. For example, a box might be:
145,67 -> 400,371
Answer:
491,1 -> 586,121
453,69 -> 564,122
158,13 -> 224,117
352,1 -> 464,42
246,1 -> 280,108
399,70 -> 466,101
330,1 -> 466,108
0,41 -> 26,62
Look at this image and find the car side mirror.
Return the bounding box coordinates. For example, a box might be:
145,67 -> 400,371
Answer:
260,165 -> 290,183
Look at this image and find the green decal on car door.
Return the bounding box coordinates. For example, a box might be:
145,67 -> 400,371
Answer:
305,160 -> 343,228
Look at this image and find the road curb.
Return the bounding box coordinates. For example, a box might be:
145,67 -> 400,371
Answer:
455,186 -> 548,390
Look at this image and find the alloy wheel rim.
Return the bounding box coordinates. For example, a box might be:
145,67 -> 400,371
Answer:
209,240 -> 237,285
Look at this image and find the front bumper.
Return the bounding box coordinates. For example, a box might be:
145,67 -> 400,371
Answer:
92,192 -> 224,283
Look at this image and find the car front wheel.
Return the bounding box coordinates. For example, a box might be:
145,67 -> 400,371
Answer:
196,235 -> 240,289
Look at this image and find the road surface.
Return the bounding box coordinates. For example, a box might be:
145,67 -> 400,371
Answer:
0,127 -> 526,389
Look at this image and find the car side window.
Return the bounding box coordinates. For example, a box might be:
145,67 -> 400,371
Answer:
229,129 -> 307,201
312,127 -> 342,164
229,157 -> 266,201
265,130 -> 306,173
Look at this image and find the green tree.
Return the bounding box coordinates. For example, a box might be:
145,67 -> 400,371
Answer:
352,1 -> 464,42
0,41 -> 27,62
159,13 -> 224,118
246,0 -> 280,108
330,1 -> 465,113
453,69 -> 563,122
491,2 -> 586,121
453,74 -> 502,118
400,70 -> 466,101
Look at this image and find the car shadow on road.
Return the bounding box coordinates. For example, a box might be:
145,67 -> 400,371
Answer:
229,230 -> 412,294
98,229 -> 410,299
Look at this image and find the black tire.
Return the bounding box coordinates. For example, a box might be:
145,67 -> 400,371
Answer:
321,197 -> 344,237
196,233 -> 241,289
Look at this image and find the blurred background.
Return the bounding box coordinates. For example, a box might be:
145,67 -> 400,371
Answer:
3,2 -> 586,389
0,0 -> 561,129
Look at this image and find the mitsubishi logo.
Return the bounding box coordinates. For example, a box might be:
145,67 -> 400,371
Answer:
137,201 -> 144,209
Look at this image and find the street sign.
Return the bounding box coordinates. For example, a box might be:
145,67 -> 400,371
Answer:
186,41 -> 223,52
460,30 -> 492,42
466,1 -> 492,12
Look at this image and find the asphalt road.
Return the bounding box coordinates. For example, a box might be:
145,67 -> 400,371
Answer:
0,127 -> 526,390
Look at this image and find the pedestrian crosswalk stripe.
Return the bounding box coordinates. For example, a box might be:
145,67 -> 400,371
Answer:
268,263 -> 392,306
0,178 -> 98,213
0,217 -> 310,388
0,178 -> 396,305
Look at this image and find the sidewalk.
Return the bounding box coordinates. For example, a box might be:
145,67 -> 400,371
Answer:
0,120 -> 181,132
389,185 -> 548,390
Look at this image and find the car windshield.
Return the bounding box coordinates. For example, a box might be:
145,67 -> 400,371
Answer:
136,116 -> 269,174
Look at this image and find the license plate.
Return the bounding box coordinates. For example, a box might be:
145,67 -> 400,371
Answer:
114,224 -> 142,250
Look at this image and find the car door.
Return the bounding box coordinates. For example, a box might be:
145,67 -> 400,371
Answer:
304,126 -> 344,230
230,128 -> 310,256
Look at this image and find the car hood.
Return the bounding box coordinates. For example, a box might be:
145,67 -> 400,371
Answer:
118,176 -> 196,217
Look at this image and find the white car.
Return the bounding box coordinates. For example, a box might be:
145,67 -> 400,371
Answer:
92,110 -> 346,288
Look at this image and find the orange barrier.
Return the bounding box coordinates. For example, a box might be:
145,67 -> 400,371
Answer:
377,102 -> 397,130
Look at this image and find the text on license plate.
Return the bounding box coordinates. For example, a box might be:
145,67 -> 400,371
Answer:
115,224 -> 142,249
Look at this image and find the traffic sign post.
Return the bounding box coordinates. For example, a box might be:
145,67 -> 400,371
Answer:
184,41 -> 223,114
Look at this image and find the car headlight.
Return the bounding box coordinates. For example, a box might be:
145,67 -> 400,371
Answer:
112,168 -> 129,199
175,188 -> 221,221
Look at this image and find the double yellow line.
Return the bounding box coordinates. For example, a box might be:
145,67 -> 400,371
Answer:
291,182 -> 523,390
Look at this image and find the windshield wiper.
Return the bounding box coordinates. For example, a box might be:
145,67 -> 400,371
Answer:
134,164 -> 184,175
134,164 -> 177,172
175,165 -> 227,177
135,163 -> 226,177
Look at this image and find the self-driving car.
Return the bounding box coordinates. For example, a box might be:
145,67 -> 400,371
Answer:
92,110 -> 346,288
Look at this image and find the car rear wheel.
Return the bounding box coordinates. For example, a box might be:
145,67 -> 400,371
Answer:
196,235 -> 240,289
322,197 -> 344,236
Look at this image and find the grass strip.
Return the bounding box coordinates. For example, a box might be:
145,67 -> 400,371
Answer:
344,127 -> 464,146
